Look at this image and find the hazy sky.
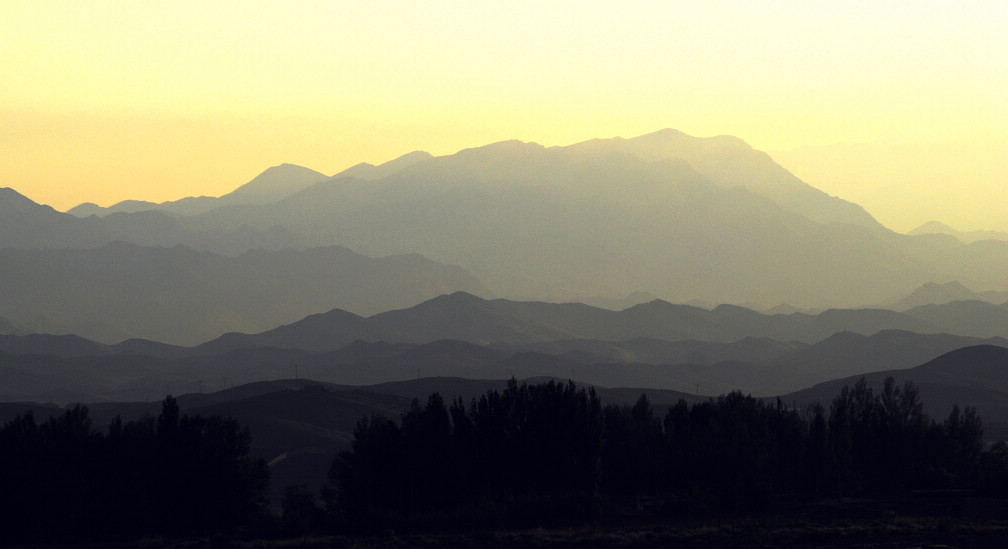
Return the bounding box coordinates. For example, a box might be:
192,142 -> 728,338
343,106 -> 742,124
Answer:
3,2 -> 1005,231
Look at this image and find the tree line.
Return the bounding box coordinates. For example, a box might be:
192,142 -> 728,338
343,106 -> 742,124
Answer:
0,396 -> 270,543
322,378 -> 1008,532
4,378 -> 1008,541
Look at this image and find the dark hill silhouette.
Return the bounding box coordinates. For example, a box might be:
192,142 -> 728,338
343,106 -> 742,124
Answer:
193,309 -> 397,356
783,345 -> 1008,440
6,323 -> 1008,404
911,344 -> 1008,392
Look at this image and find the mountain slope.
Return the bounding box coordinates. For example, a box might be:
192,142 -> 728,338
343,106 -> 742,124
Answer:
566,128 -> 882,228
333,151 -> 433,180
0,244 -> 488,345
2,187 -> 304,254
11,130 -> 1008,309
217,163 -> 328,206
173,130 -> 1005,308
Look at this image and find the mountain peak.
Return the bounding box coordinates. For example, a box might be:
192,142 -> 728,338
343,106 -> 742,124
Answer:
221,164 -> 328,204
0,187 -> 52,215
457,140 -> 547,157
891,281 -> 979,310
908,220 -> 1008,244
910,220 -> 956,235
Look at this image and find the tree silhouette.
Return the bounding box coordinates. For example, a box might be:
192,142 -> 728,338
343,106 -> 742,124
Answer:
0,396 -> 269,542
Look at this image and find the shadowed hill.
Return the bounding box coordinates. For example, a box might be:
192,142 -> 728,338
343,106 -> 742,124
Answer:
783,345 -> 1008,440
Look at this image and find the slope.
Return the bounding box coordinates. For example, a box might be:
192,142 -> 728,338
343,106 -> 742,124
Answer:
0,243 -> 488,345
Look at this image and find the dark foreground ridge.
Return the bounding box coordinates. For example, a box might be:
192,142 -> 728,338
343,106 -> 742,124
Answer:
324,378 -> 1007,535
4,378 -> 1008,545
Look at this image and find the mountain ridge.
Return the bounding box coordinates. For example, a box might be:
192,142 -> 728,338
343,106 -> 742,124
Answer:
189,292 -> 1008,355
6,129 -> 1008,311
0,244 -> 489,345
66,163 -> 329,218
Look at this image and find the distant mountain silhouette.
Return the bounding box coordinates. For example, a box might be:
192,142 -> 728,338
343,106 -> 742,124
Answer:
0,244 -> 488,345
4,307 -> 1008,408
0,334 -> 114,358
498,336 -> 804,366
578,291 -> 659,311
333,151 -> 433,180
7,130 -> 1008,309
67,163 -> 328,217
190,293 -> 1008,355
909,220 -> 1008,243
165,130 -> 1008,307
889,281 -> 1008,310
903,300 -> 1008,339
0,187 -> 111,248
1,187 -> 306,253
565,129 -> 882,228
217,163 -> 329,205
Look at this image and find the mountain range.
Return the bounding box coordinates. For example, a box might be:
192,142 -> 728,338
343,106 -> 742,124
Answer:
3,289 -> 1008,404
66,163 -> 330,218
194,291 -> 1008,355
909,220 -> 1008,244
5,129 -> 1006,317
4,127 -> 1008,510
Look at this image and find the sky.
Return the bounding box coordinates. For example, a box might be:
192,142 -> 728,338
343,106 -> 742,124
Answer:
3,1 -> 1005,232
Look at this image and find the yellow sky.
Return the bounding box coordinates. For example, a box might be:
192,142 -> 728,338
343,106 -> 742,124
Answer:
2,1 -> 1005,231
